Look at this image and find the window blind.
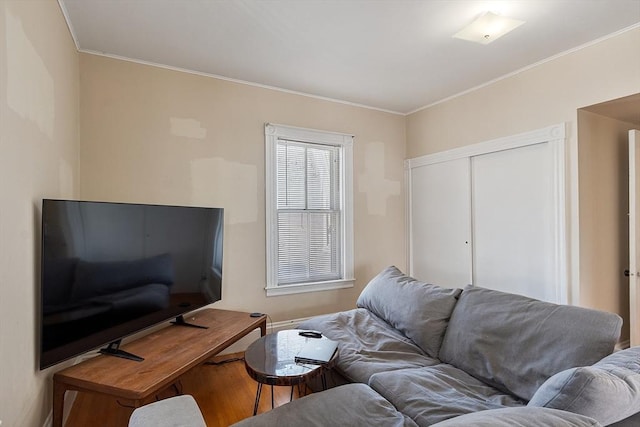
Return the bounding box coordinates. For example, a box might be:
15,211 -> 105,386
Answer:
276,140 -> 342,285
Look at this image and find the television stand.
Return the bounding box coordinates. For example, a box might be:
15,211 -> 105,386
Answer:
99,339 -> 144,362
52,308 -> 266,427
171,314 -> 208,329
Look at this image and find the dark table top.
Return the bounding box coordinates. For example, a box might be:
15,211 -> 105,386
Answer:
244,330 -> 337,386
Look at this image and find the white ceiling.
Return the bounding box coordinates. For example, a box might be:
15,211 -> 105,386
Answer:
59,0 -> 640,115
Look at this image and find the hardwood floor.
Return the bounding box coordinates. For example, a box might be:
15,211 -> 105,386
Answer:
65,353 -> 309,427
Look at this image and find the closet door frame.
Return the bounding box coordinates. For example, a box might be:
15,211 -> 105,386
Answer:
405,123 -> 569,303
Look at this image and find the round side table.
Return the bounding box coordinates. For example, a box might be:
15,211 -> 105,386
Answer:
244,329 -> 338,415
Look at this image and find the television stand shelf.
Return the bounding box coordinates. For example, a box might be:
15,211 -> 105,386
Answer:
52,308 -> 266,427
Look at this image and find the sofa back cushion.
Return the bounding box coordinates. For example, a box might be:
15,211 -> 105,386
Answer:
356,266 -> 462,358
439,286 -> 622,401
528,347 -> 640,425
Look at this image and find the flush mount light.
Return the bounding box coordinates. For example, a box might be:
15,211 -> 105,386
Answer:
453,11 -> 525,44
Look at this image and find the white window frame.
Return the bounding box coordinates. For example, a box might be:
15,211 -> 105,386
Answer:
265,123 -> 354,296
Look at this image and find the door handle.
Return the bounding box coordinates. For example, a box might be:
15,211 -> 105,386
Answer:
625,269 -> 635,277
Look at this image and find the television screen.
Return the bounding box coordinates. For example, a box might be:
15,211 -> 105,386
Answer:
39,199 -> 223,369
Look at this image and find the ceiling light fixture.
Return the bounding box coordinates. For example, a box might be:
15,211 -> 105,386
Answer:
453,11 -> 525,45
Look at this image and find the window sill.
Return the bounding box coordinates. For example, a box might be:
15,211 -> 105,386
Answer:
265,278 -> 355,297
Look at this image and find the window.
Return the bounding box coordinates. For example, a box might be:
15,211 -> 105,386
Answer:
265,123 -> 354,296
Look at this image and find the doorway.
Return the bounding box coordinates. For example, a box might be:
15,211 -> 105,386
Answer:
577,93 -> 640,347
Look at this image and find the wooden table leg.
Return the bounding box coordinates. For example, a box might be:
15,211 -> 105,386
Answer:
259,317 -> 267,336
52,381 -> 66,427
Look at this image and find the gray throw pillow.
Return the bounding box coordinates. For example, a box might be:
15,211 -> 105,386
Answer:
356,266 -> 462,358
528,347 -> 640,425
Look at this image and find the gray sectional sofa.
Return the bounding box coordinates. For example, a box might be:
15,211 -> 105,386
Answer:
233,266 -> 640,426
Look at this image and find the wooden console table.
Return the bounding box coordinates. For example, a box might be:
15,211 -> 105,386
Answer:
52,308 -> 266,427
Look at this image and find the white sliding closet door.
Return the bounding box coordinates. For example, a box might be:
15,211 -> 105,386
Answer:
471,143 -> 555,302
409,158 -> 472,287
406,124 -> 567,303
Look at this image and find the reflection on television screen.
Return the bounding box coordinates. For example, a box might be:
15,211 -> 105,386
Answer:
40,200 -> 223,369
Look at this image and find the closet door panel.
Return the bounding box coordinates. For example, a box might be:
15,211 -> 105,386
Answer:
409,158 -> 472,287
471,142 -> 555,302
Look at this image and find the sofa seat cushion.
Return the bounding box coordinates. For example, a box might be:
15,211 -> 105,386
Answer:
230,383 -> 418,427
430,407 -> 601,427
439,286 -> 622,401
298,308 -> 439,383
356,266 -> 462,358
369,364 -> 525,427
528,346 -> 640,425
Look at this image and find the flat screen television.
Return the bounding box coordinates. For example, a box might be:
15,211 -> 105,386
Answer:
39,199 -> 224,369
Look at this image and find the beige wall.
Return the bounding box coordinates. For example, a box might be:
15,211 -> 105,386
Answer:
407,27 -> 640,340
79,54 -> 407,322
0,1 -> 79,426
407,28 -> 640,157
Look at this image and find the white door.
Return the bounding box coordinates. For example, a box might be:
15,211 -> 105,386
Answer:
629,129 -> 640,347
406,123 -> 567,301
472,143 -> 557,302
408,158 -> 472,287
